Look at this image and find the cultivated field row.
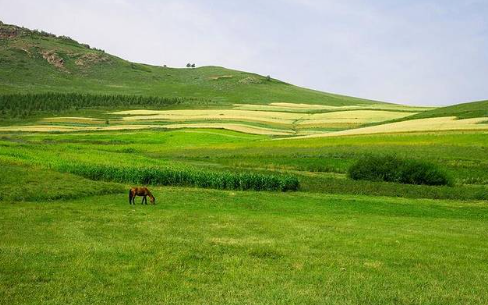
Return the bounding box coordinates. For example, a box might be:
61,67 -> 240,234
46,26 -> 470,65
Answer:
1,102 -> 487,137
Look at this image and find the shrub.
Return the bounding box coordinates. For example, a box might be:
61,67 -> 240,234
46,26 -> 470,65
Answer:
348,155 -> 452,186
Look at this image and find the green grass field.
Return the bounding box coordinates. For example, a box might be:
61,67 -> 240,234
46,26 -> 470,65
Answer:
1,128 -> 488,304
1,20 -> 488,305
1,177 -> 488,304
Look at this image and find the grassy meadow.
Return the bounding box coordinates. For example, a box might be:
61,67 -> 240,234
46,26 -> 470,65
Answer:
2,188 -> 488,304
1,127 -> 488,304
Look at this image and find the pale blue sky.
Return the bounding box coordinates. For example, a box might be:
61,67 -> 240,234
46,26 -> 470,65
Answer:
1,0 -> 487,105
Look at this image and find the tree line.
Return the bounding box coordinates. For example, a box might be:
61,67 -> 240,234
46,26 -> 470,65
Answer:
0,93 -> 207,118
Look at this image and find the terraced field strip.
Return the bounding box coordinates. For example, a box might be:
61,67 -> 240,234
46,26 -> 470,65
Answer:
1,106 -> 426,136
161,123 -> 294,135
0,123 -> 294,135
297,110 -> 417,127
234,102 -> 432,113
0,124 -> 166,132
42,117 -> 106,124
294,116 -> 488,138
113,109 -> 300,125
112,109 -> 417,128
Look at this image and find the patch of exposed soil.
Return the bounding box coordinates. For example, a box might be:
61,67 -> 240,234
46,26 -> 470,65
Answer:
74,52 -> 109,67
238,76 -> 263,84
208,75 -> 233,80
41,50 -> 67,71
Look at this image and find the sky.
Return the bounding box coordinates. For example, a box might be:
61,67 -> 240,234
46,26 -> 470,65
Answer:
1,0 -> 487,106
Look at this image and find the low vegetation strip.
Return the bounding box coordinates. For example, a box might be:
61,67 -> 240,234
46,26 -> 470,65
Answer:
57,164 -> 300,192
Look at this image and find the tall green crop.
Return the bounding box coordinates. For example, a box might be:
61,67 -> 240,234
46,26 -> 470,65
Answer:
57,164 -> 299,192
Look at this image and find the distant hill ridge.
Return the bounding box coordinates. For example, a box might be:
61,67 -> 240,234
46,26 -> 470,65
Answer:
0,20 -> 385,106
405,100 -> 488,120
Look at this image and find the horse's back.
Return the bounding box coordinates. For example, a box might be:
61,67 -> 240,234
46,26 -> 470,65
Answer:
131,187 -> 148,196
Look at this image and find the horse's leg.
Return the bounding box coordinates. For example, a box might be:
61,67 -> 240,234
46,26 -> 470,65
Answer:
144,196 -> 147,205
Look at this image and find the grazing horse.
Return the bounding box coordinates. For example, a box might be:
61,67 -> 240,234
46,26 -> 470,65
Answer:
129,187 -> 155,205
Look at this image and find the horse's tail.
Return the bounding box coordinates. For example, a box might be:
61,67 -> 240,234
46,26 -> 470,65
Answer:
128,189 -> 132,204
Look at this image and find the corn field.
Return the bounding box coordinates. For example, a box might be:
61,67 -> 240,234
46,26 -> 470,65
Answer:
57,164 -> 300,192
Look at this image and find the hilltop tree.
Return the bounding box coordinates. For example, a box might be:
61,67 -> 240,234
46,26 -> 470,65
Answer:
186,63 -> 191,68
191,63 -> 196,68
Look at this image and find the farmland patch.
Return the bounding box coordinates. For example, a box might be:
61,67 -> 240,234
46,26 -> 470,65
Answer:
296,116 -> 488,138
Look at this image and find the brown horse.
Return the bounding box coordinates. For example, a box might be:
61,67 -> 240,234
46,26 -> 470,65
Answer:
129,187 -> 155,205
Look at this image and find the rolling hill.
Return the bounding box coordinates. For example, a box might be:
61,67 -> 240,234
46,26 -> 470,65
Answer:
3,21 -> 486,137
0,20 -> 381,106
403,99 -> 488,120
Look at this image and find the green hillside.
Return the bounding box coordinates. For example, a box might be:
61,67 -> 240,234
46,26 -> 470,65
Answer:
404,99 -> 488,120
0,21 -> 381,106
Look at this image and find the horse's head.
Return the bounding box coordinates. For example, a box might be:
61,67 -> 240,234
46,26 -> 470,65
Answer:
150,195 -> 155,204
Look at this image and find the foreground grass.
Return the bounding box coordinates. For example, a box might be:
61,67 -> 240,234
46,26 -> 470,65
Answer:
1,188 -> 487,304
0,161 -> 123,201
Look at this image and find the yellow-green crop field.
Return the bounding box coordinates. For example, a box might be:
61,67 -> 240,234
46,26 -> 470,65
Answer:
2,101 -> 487,139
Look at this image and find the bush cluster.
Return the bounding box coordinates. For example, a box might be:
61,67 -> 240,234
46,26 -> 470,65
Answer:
348,155 -> 452,186
58,164 -> 299,192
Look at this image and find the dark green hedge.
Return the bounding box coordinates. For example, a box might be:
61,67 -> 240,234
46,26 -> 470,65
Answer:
348,155 -> 453,186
